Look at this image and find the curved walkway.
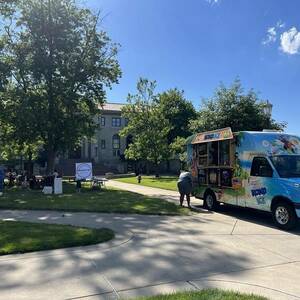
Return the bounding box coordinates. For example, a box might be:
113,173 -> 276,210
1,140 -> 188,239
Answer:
0,208 -> 300,300
0,181 -> 300,299
106,180 -> 196,206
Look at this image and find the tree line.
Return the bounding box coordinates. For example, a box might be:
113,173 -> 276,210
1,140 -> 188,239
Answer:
0,0 -> 286,174
120,78 -> 286,174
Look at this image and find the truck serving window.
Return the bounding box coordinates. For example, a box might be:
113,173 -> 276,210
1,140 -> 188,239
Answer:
219,140 -> 230,166
198,169 -> 207,184
208,142 -> 218,165
251,157 -> 273,177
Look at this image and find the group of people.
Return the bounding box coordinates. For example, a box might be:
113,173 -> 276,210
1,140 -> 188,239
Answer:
6,170 -> 31,189
3,169 -> 61,190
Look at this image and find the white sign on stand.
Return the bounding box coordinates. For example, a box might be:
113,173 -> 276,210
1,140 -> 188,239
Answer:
75,163 -> 93,180
42,186 -> 53,194
54,178 -> 63,194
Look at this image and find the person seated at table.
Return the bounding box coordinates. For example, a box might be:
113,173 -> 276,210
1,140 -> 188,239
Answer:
21,171 -> 29,189
8,170 -> 14,188
29,175 -> 37,190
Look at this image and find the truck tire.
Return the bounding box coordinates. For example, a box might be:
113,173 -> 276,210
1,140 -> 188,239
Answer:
272,201 -> 297,230
204,191 -> 219,211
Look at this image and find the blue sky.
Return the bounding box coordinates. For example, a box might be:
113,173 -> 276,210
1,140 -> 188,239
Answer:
86,0 -> 300,135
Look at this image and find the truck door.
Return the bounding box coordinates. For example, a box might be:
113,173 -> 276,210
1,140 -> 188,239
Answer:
246,157 -> 273,210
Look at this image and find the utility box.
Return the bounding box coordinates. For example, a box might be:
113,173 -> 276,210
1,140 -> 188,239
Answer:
54,178 -> 63,194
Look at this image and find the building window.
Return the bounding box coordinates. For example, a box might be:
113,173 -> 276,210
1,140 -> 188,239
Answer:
112,134 -> 120,149
100,116 -> 105,126
125,118 -> 129,126
95,146 -> 98,157
113,149 -> 120,157
101,139 -> 106,149
112,117 -> 121,127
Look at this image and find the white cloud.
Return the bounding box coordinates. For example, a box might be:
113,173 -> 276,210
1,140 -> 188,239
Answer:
280,27 -> 300,55
276,20 -> 285,28
206,0 -> 219,4
262,27 -> 277,45
262,21 -> 286,46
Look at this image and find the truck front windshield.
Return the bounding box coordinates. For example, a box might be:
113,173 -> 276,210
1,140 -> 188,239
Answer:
271,155 -> 300,178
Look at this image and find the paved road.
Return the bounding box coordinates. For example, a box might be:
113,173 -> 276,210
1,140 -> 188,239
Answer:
0,181 -> 300,299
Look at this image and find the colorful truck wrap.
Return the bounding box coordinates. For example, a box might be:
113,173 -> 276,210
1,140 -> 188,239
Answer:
187,128 -> 300,229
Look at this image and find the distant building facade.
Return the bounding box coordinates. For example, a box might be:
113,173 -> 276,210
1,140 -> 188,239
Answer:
80,103 -> 129,173
57,102 -> 180,175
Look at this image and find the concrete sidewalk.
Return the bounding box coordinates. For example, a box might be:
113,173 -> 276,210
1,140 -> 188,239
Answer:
106,180 -> 202,207
1,208 -> 300,299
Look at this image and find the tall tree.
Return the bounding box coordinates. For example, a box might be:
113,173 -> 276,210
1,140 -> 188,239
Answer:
0,0 -> 18,16
157,89 -> 197,143
120,78 -> 171,176
190,80 -> 286,133
0,0 -> 121,172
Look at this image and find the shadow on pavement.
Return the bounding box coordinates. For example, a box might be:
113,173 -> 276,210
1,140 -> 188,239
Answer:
0,209 -> 253,299
193,203 -> 300,235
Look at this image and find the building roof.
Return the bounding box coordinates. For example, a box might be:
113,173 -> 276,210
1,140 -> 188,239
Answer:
100,103 -> 126,112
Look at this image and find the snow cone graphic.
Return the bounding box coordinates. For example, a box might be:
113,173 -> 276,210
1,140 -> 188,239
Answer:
263,135 -> 300,155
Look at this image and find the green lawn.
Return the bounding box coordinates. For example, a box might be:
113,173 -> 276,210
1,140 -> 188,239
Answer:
115,176 -> 178,191
134,289 -> 267,300
0,182 -> 188,215
0,220 -> 114,255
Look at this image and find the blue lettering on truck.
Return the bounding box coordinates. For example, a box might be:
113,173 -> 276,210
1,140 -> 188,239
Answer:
251,187 -> 267,205
251,187 -> 267,197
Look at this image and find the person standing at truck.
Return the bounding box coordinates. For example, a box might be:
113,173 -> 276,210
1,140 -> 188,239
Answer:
177,171 -> 193,208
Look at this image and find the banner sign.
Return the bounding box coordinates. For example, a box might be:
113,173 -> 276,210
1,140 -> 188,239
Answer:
192,127 -> 233,144
75,163 -> 93,180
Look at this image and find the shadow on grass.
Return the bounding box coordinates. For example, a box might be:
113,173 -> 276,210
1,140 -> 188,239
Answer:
0,182 -> 188,216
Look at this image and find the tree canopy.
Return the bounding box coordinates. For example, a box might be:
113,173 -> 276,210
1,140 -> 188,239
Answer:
120,78 -> 171,174
190,80 -> 286,133
157,89 -> 197,143
0,0 -> 18,17
0,0 -> 121,171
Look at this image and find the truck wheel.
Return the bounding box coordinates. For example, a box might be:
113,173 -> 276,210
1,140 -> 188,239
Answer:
204,191 -> 219,211
272,201 -> 297,230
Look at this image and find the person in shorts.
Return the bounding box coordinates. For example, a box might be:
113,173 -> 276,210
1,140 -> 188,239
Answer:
177,171 -> 193,208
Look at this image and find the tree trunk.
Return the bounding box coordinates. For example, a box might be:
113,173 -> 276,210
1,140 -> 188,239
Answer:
155,161 -> 160,178
46,148 -> 56,175
27,151 -> 33,177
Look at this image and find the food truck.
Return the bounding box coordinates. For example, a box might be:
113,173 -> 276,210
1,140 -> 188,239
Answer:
187,127 -> 300,229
